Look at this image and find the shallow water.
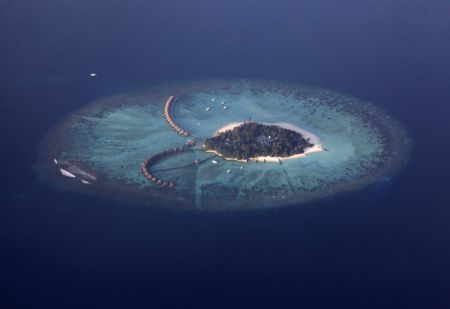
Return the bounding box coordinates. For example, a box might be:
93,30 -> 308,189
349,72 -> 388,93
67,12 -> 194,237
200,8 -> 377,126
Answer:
38,80 -> 410,210
1,1 -> 450,308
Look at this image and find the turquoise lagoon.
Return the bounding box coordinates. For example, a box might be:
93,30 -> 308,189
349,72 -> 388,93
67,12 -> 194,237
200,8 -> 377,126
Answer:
38,80 -> 410,210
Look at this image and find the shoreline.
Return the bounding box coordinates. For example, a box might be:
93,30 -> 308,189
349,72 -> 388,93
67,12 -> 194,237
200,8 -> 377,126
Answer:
210,121 -> 324,162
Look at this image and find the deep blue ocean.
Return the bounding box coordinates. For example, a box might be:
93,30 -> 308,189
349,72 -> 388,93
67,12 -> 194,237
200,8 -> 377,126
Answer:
1,1 -> 450,308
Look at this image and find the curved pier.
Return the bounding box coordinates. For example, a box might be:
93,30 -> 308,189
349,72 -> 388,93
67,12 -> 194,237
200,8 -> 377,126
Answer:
140,96 -> 195,188
140,146 -> 190,188
164,96 -> 189,137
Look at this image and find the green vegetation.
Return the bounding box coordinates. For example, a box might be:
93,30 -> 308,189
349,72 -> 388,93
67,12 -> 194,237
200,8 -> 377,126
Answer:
204,122 -> 313,160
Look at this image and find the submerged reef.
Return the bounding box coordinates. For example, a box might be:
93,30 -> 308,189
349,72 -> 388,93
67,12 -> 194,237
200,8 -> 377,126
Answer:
37,79 -> 411,211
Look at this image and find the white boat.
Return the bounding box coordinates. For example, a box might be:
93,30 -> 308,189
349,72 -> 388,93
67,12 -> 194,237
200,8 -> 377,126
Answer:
220,101 -> 224,105
89,73 -> 97,77
223,106 -> 227,110
211,98 -> 215,102
211,160 -> 218,164
80,179 -> 90,184
240,166 -> 243,169
53,158 -> 58,165
59,168 -> 76,178
226,169 -> 231,174
205,107 -> 211,111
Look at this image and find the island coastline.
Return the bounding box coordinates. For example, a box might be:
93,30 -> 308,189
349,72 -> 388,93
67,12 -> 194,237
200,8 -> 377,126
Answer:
208,122 -> 324,162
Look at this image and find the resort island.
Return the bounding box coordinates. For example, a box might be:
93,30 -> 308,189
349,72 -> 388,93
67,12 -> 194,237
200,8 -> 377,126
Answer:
204,122 -> 314,161
38,79 -> 411,211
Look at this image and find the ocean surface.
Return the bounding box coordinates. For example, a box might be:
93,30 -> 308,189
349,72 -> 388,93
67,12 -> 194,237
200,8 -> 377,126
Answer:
1,1 -> 450,308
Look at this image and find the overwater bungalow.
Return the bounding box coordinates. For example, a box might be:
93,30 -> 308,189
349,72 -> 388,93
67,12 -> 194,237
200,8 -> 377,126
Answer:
163,96 -> 190,136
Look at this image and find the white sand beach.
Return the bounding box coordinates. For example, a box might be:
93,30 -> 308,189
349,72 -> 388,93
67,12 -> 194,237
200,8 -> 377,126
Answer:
210,122 -> 324,162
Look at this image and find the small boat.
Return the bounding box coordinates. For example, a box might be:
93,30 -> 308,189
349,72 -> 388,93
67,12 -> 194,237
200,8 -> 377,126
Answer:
226,169 -> 230,174
211,160 -> 218,164
211,98 -> 215,102
220,101 -> 224,105
53,158 -> 58,165
89,73 -> 97,77
205,107 -> 211,111
240,166 -> 243,170
59,168 -> 76,178
223,106 -> 227,110
81,179 -> 90,184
